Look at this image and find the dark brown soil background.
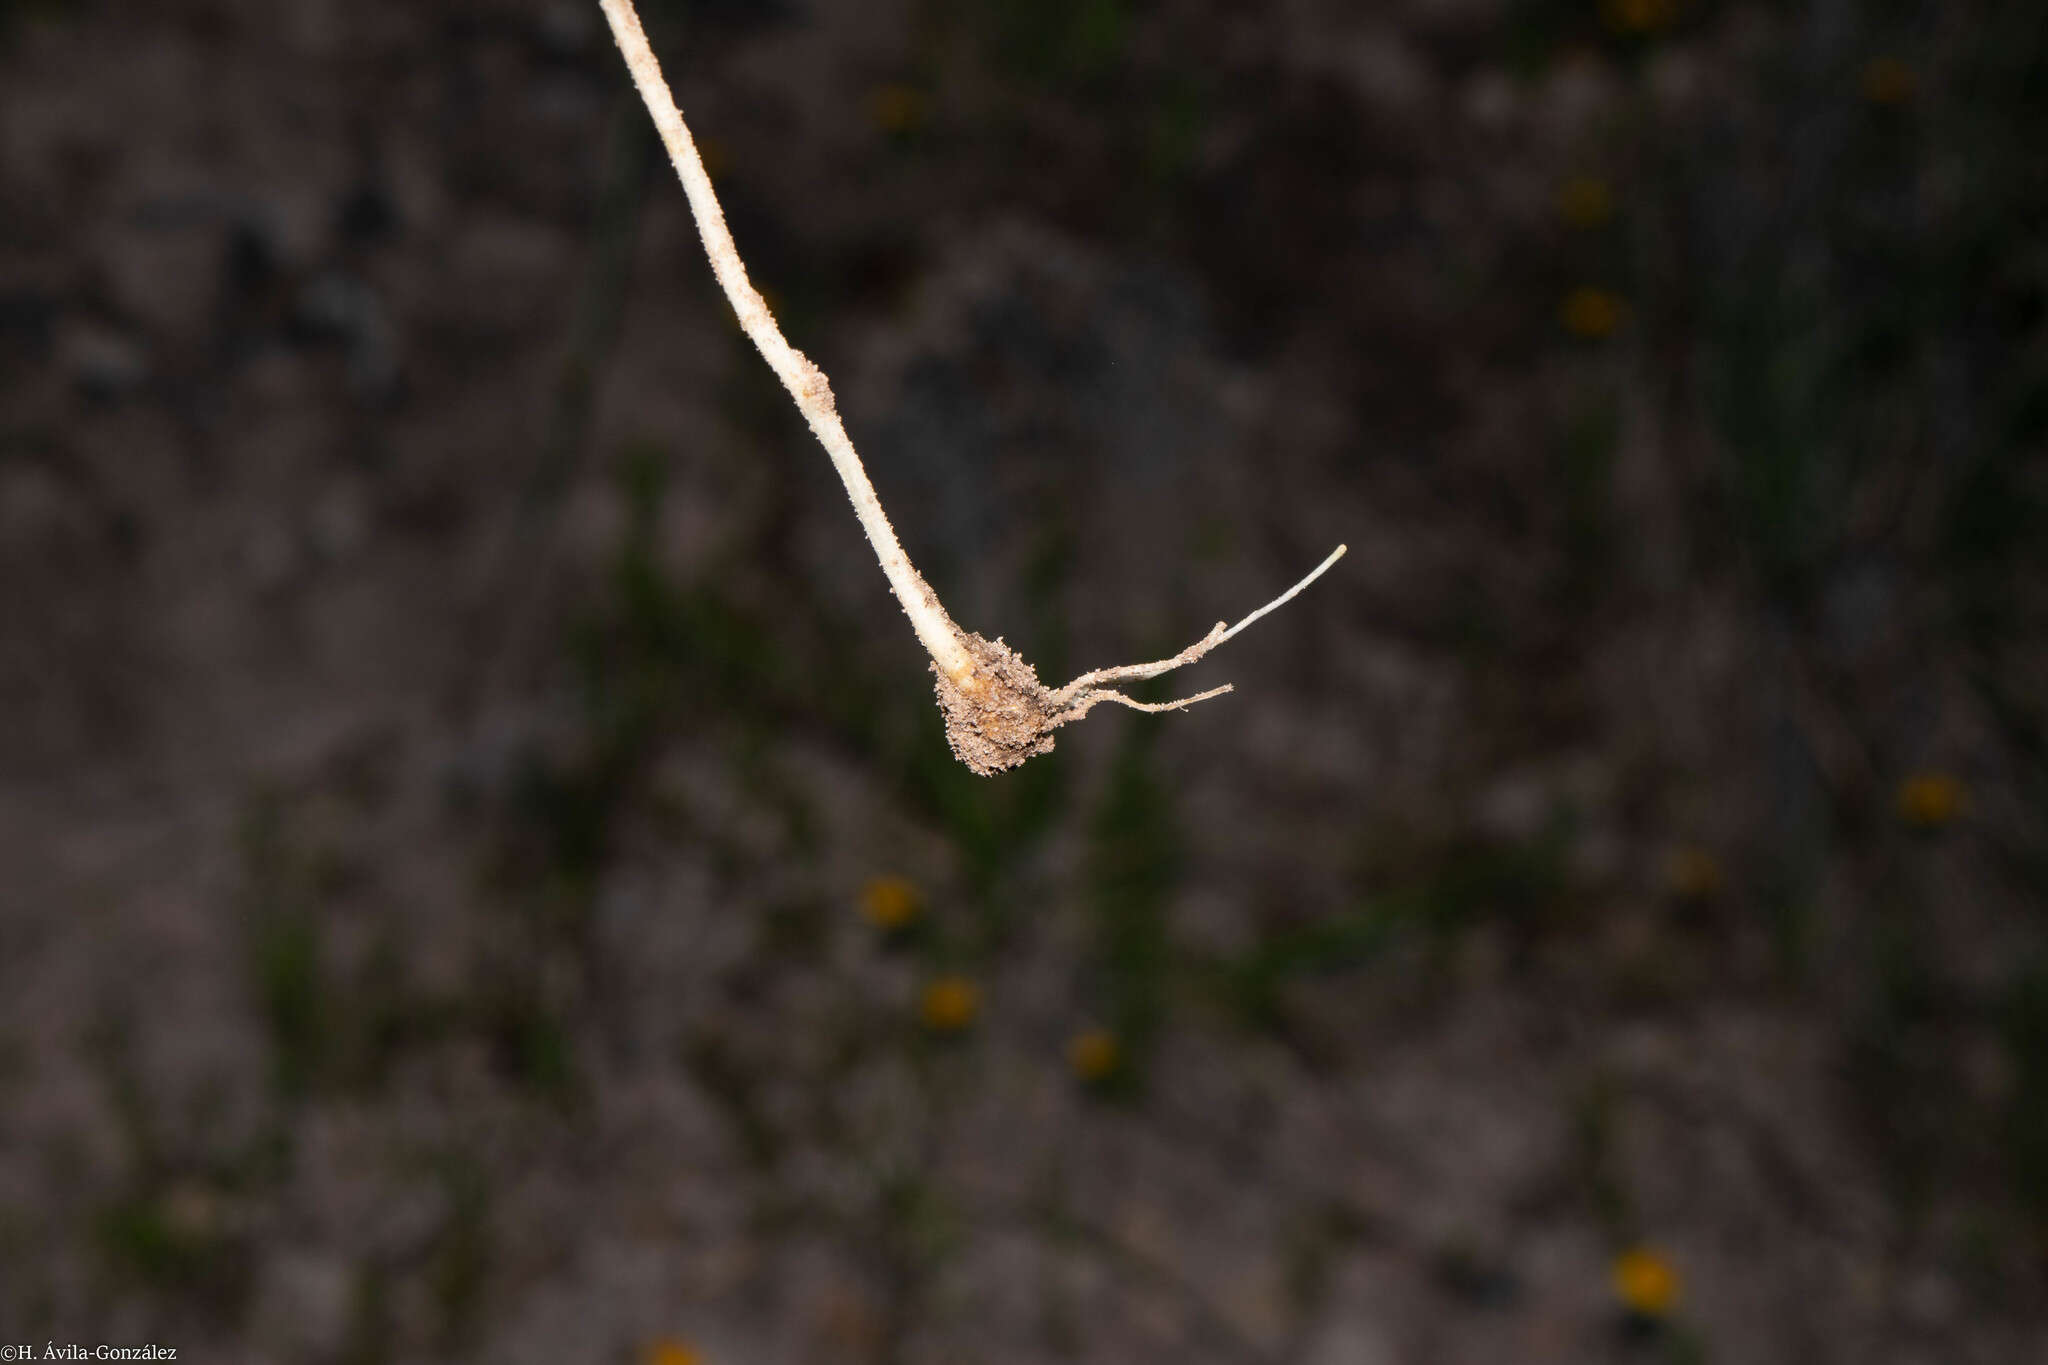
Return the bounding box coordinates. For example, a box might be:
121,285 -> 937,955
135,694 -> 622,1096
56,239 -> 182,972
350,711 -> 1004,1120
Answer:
4,1 -> 2046,1361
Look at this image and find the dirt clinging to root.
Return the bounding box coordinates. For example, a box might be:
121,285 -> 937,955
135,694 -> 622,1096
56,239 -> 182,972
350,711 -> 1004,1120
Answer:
933,633 -> 1067,775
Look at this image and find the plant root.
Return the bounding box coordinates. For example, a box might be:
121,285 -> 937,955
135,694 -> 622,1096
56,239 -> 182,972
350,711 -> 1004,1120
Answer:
597,0 -> 1347,776
933,544 -> 1344,774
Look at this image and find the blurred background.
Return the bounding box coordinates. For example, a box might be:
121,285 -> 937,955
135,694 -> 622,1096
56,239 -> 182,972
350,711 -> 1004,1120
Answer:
3,0 -> 2045,1360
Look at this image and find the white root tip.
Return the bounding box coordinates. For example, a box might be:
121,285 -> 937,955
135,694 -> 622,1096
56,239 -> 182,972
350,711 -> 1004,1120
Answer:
1218,543 -> 1346,645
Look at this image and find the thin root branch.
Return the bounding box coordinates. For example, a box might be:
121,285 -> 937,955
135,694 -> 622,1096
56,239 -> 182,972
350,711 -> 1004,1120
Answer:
1216,543 -> 1348,646
1052,623 -> 1229,702
1062,684 -> 1236,719
1051,545 -> 1347,705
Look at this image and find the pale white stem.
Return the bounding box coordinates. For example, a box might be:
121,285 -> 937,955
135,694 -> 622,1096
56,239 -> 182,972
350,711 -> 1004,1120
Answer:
1053,545 -> 1347,703
594,0 -> 976,684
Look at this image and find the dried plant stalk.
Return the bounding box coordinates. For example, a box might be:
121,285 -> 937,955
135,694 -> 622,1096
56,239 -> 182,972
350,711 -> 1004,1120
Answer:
595,0 -> 1344,773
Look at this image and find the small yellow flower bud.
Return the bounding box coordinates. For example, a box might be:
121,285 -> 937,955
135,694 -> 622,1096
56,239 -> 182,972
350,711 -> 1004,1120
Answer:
1896,772 -> 1964,829
859,876 -> 923,931
920,975 -> 980,1033
1561,287 -> 1625,339
1067,1028 -> 1121,1082
1612,1246 -> 1680,1317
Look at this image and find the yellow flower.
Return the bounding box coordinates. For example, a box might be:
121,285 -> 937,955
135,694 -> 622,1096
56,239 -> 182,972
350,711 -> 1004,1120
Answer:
1861,57 -> 1916,106
869,83 -> 928,136
1603,0 -> 1677,35
1896,772 -> 1965,829
1557,176 -> 1614,230
860,876 -> 923,931
1067,1028 -> 1121,1082
920,975 -> 980,1033
1561,287 -> 1625,339
645,1339 -> 704,1365
1612,1246 -> 1680,1317
1663,846 -> 1723,901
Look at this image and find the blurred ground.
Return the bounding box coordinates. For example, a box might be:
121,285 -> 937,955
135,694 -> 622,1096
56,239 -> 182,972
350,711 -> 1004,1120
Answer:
2,0 -> 2046,1362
